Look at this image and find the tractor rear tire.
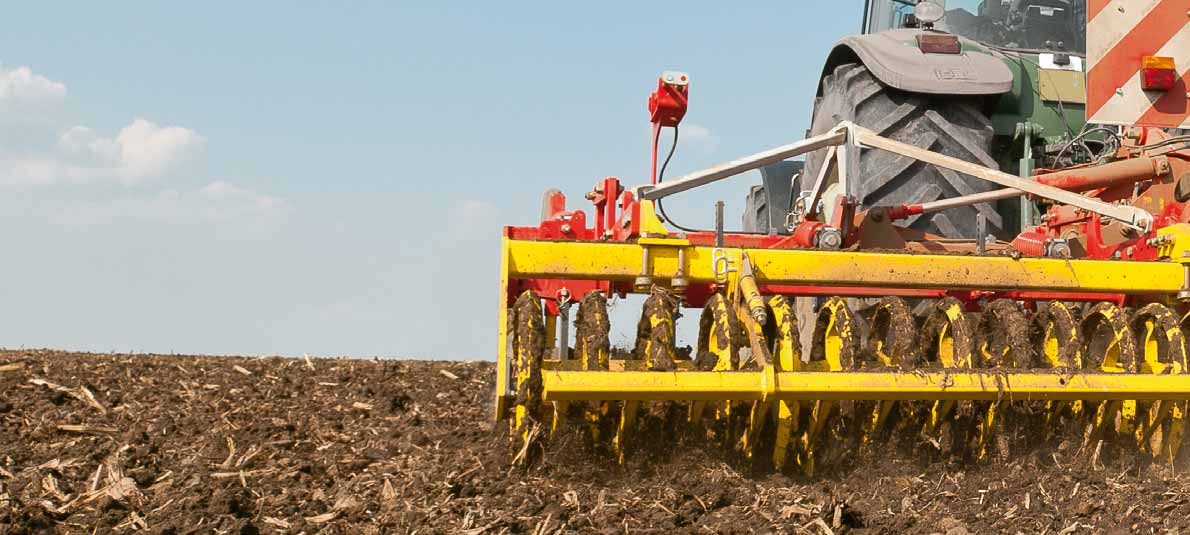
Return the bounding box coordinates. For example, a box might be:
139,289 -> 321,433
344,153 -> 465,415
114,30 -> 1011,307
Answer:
743,184 -> 771,233
742,161 -> 804,233
803,63 -> 1003,238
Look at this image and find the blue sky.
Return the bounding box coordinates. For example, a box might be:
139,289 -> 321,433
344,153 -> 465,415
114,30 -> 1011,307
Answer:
0,2 -> 861,358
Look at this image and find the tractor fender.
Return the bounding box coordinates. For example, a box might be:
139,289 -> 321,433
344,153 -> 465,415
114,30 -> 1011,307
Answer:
820,29 -> 1013,96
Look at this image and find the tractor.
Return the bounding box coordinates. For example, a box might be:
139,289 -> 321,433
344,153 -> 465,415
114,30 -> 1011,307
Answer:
745,0 -> 1091,239
494,0 -> 1190,474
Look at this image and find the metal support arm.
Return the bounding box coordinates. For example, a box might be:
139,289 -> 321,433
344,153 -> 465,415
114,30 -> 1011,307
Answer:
629,122 -> 1154,231
850,124 -> 1154,230
638,129 -> 847,201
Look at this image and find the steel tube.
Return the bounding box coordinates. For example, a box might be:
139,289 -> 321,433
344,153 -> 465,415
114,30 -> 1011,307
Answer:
917,188 -> 1024,214
640,130 -> 846,201
912,157 -> 1162,216
1035,156 -> 1162,192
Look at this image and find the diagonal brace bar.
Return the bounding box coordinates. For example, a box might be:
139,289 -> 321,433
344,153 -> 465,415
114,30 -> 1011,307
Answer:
849,124 -> 1154,230
638,129 -> 847,201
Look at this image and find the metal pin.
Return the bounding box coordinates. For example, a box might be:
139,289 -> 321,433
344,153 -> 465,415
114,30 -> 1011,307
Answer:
558,298 -> 571,360
976,212 -> 987,256
671,247 -> 689,294
715,201 -> 725,248
634,247 -> 653,291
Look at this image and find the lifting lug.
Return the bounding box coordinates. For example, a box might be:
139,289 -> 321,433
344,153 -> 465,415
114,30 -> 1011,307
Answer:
711,248 -> 737,285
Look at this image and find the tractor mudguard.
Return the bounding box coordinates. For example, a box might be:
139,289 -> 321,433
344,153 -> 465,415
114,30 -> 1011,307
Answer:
821,29 -> 1012,96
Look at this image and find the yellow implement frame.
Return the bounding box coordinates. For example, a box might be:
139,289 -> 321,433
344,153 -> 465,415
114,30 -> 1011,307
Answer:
505,238 -> 1185,292
542,370 -> 1190,402
495,227 -> 1190,419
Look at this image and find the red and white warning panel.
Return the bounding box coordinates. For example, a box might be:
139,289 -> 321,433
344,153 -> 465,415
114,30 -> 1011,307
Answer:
1087,0 -> 1190,128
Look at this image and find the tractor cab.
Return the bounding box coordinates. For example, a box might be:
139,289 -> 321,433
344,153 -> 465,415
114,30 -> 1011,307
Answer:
864,0 -> 1086,54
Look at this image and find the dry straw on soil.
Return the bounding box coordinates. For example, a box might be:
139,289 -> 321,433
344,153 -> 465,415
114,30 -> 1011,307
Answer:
2,350 -> 1190,534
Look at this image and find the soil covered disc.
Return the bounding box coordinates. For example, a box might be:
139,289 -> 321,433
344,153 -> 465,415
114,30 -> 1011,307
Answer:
2,350 -> 1190,534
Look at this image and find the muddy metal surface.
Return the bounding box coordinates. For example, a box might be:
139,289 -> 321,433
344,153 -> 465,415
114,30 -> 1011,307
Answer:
2,350 -> 1190,534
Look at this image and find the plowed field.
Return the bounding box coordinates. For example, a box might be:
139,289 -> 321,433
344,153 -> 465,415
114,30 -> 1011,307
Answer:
2,350 -> 1189,534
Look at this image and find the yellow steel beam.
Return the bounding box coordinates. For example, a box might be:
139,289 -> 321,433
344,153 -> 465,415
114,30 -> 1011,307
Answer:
543,359 -> 696,372
494,237 -> 512,420
506,239 -> 1185,294
542,370 -> 1190,402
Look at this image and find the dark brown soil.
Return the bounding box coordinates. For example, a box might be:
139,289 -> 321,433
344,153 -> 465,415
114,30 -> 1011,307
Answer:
3,350 -> 1190,534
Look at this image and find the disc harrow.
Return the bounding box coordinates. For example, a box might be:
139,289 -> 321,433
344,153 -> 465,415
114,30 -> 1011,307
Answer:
506,287 -> 1190,474
494,116 -> 1190,475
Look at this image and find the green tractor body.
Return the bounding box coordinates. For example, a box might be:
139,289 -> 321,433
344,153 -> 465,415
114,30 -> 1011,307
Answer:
747,0 -> 1091,238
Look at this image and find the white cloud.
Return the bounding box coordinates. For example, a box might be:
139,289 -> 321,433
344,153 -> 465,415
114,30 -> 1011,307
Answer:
447,200 -> 499,240
0,62 -> 282,234
1,118 -> 205,187
49,181 -> 292,227
58,126 -> 121,166
681,123 -> 717,153
200,180 -> 290,216
642,122 -> 718,159
0,65 -> 67,107
200,179 -> 251,197
0,64 -> 204,187
113,118 -> 205,180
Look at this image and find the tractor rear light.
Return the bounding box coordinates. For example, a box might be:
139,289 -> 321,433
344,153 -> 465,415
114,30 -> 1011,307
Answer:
1141,55 -> 1178,91
916,33 -> 960,54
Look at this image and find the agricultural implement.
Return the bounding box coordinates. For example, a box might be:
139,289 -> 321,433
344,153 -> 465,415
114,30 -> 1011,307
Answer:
494,1 -> 1190,474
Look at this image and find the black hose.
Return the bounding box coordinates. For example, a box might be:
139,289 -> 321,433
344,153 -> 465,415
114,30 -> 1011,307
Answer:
654,126 -> 708,233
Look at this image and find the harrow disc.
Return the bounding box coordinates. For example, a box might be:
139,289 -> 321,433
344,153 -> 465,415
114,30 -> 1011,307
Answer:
918,297 -> 975,453
810,296 -> 860,371
508,284 -> 1190,472
766,296 -> 802,470
920,297 -> 975,369
1032,301 -> 1082,369
1131,303 -> 1188,459
1080,302 -> 1138,447
689,293 -> 743,432
858,296 -> 917,448
800,296 -> 860,476
616,291 -> 683,463
696,293 -> 741,372
737,299 -> 775,464
510,291 -> 546,446
975,299 -> 1034,368
574,291 -> 613,445
574,291 -> 611,371
864,296 -> 918,368
635,291 -> 680,371
971,299 -> 1033,460
1031,301 -> 1084,435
